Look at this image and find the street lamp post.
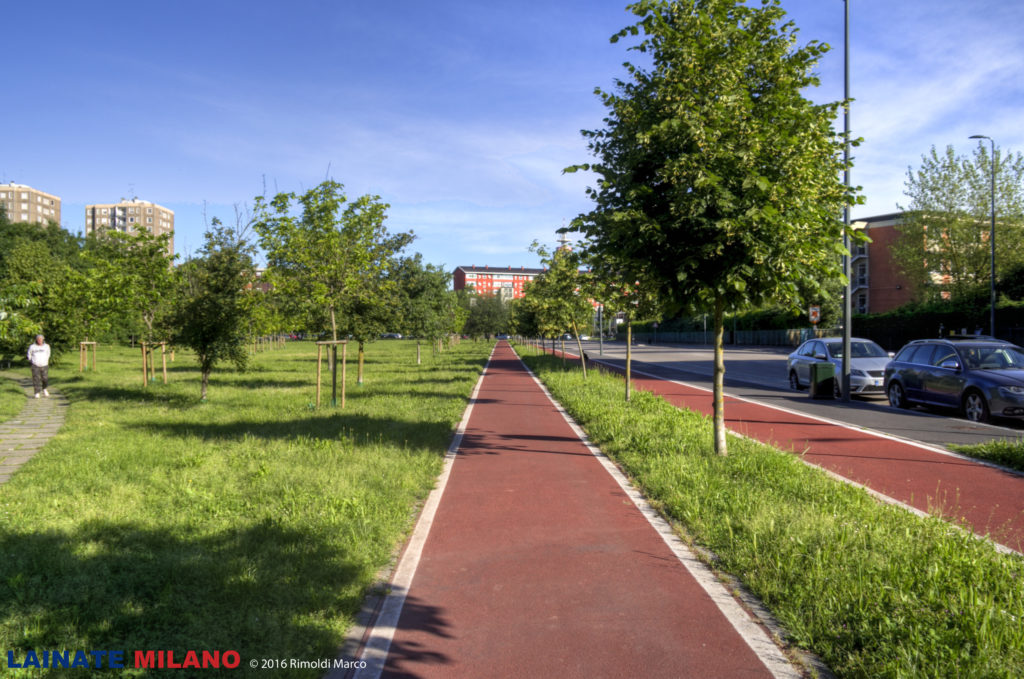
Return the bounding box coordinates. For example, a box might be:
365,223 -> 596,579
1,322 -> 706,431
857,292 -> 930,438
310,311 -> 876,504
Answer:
841,0 -> 852,401
969,134 -> 996,337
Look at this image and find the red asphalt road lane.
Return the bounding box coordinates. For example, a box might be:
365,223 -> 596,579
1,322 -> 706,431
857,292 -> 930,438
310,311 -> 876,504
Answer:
575,351 -> 1024,553
380,342 -> 777,679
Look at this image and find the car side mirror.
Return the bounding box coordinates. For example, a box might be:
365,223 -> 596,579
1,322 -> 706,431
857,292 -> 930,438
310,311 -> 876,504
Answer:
888,352 -> 895,358
940,359 -> 961,370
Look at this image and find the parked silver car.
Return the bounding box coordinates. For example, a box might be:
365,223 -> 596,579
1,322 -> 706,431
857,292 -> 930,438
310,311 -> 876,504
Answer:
787,337 -> 891,397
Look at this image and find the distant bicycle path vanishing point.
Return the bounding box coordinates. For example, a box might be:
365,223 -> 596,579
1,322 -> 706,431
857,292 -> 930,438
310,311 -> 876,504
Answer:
347,341 -> 801,679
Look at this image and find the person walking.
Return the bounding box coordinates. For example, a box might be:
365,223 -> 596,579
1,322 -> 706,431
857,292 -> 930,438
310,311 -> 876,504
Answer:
27,334 -> 51,398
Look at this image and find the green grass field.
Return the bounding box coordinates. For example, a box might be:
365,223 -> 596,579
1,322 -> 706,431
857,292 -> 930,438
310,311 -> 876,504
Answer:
519,350 -> 1024,679
0,339 -> 491,678
0,375 -> 26,423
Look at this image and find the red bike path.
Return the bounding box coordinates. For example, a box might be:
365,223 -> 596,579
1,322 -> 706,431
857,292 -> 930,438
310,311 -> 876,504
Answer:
357,342 -> 795,678
564,346 -> 1024,554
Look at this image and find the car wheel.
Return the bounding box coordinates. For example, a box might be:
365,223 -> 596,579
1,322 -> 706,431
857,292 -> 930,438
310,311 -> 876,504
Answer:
887,381 -> 908,409
963,391 -> 991,423
789,371 -> 801,391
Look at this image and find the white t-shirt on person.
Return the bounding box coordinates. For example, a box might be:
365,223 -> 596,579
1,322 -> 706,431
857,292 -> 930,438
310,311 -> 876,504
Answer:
27,343 -> 50,367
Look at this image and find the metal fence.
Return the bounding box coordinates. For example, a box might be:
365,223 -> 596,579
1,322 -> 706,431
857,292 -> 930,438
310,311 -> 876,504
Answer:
642,327 -> 840,348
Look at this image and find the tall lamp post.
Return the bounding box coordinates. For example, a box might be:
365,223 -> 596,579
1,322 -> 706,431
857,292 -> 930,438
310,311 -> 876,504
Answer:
969,134 -> 996,337
841,0 -> 852,401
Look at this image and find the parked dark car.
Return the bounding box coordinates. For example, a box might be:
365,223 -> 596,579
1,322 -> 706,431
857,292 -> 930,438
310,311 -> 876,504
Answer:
884,338 -> 1024,422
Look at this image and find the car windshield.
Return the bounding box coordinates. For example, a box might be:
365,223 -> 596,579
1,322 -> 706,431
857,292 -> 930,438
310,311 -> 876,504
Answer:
825,341 -> 887,359
956,344 -> 1024,370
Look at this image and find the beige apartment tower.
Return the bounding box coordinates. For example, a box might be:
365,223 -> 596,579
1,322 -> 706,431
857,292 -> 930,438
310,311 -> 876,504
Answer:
0,182 -> 61,225
85,198 -> 174,254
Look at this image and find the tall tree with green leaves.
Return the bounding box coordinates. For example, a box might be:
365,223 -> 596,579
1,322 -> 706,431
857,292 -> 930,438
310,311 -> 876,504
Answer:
521,243 -> 594,377
393,254 -> 456,364
461,293 -> 510,339
0,216 -> 86,357
172,218 -> 256,400
83,230 -> 177,342
508,296 -> 540,340
893,144 -> 1024,301
568,0 -> 855,454
580,249 -> 662,400
252,180 -> 414,344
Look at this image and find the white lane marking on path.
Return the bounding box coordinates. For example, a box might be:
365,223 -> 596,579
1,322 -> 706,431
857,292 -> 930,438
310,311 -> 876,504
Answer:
591,358 -> 1022,557
350,344 -> 497,679
515,352 -> 802,679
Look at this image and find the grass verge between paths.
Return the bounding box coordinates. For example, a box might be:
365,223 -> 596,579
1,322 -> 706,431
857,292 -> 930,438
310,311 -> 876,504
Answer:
0,340 -> 491,678
0,374 -> 26,423
519,351 -> 1024,679
949,439 -> 1024,473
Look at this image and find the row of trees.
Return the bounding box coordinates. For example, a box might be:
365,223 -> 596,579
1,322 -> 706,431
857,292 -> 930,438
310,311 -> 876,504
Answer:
0,209 -> 265,399
251,180 -> 473,384
0,180 -> 476,399
519,1 -> 1024,454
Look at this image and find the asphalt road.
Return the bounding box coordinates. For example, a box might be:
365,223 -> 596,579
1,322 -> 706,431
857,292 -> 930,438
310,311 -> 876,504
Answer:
576,339 -> 1024,450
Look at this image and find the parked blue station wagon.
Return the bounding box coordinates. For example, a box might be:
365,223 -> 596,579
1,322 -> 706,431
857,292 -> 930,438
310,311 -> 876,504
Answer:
884,338 -> 1024,423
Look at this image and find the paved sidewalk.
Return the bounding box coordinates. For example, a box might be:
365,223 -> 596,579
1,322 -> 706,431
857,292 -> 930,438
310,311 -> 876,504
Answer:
352,342 -> 799,678
0,370 -> 68,485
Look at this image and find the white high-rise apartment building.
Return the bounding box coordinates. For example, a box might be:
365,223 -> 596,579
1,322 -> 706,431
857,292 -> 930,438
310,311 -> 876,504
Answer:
85,198 -> 174,254
0,182 -> 61,225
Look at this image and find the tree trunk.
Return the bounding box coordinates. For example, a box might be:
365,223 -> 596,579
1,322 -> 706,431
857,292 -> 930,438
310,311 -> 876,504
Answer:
416,340 -> 421,365
625,315 -> 632,402
571,320 -> 587,379
201,369 -> 209,400
328,306 -> 337,371
358,341 -> 365,385
713,295 -> 727,456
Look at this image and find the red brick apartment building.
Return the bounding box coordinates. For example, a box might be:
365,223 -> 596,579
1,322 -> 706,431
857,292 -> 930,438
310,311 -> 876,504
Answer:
852,213 -> 916,314
452,265 -> 546,301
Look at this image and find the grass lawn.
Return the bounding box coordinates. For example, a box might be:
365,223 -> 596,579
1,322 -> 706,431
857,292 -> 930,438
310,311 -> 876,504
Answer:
0,339 -> 491,678
949,439 -> 1024,473
0,374 -> 26,423
519,349 -> 1024,679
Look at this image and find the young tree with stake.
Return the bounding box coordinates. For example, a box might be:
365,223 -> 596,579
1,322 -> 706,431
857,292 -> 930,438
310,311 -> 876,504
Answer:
568,0 -> 856,454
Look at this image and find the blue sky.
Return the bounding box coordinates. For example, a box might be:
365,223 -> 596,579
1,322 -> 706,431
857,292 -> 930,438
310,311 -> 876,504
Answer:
4,1 -> 1022,270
